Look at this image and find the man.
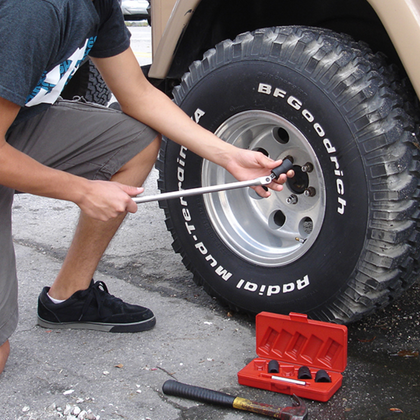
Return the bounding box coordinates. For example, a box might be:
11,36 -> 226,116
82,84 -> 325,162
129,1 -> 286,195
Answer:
0,0 -> 292,374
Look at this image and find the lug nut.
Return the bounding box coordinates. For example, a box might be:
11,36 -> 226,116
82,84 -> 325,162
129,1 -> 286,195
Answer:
286,194 -> 298,204
304,187 -> 316,197
301,162 -> 313,173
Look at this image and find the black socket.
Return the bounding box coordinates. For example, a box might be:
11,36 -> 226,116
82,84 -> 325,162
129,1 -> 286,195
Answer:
315,369 -> 331,383
267,360 -> 279,373
298,366 -> 312,380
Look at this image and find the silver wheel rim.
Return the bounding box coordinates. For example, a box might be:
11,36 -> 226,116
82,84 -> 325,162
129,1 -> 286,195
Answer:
202,110 -> 326,267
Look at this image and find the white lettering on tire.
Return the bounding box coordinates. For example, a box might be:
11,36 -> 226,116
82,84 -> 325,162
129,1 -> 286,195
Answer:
235,276 -> 310,296
258,82 -> 346,215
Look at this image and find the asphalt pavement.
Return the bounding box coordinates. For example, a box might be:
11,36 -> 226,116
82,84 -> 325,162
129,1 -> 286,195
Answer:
2,167 -> 419,420
1,24 -> 419,420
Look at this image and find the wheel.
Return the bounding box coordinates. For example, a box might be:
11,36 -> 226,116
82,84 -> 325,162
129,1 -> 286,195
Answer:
157,26 -> 420,324
61,59 -> 111,105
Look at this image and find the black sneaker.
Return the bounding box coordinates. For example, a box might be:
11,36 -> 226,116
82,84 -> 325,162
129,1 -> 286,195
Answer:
37,280 -> 156,333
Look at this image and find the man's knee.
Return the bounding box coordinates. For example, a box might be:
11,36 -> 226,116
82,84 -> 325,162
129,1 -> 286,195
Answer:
149,133 -> 162,154
130,133 -> 161,167
112,134 -> 162,185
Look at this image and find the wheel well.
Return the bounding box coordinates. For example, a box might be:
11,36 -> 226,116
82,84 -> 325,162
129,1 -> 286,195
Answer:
166,0 -> 399,87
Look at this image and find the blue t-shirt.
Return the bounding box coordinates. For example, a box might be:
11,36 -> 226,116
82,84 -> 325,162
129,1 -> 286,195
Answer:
0,0 -> 130,124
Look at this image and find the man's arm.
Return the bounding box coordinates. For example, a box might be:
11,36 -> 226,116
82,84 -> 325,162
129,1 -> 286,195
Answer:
91,49 -> 292,197
0,97 -> 83,199
0,97 -> 140,220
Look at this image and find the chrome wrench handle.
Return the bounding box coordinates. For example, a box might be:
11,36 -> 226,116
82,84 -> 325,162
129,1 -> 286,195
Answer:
133,157 -> 294,204
133,176 -> 272,204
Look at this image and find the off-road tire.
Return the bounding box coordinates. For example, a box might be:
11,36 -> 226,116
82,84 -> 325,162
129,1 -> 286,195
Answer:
157,26 -> 420,324
61,59 -> 111,105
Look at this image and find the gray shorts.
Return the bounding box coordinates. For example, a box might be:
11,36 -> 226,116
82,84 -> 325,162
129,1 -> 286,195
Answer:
0,99 -> 158,345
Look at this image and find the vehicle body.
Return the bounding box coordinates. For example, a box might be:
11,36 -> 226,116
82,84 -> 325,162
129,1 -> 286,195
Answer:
147,0 -> 420,97
141,0 -> 420,325
121,0 -> 149,20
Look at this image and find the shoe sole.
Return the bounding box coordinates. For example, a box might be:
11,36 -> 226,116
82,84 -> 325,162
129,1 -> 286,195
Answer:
37,315 -> 156,333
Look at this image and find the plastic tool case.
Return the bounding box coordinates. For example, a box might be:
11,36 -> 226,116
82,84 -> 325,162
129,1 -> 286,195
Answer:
238,312 -> 348,402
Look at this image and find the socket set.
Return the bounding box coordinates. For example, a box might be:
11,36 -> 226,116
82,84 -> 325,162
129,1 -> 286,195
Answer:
238,312 -> 348,402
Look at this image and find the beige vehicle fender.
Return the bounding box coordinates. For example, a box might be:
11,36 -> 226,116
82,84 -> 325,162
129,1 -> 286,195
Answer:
149,0 -> 200,79
149,0 -> 420,101
369,0 -> 420,99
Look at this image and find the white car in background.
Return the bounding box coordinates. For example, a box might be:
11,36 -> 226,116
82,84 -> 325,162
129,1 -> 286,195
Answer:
120,0 -> 149,20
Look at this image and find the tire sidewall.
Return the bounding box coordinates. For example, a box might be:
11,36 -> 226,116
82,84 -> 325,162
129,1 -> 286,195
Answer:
164,59 -> 369,315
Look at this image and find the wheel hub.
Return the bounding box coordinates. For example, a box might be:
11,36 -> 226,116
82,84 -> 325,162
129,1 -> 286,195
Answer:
202,110 -> 326,267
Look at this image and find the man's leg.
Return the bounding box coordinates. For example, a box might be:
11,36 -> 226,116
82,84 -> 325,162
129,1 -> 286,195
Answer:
48,135 -> 161,300
8,99 -> 161,333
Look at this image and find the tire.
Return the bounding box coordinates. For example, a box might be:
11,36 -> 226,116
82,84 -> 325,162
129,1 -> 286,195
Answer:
61,59 -> 111,105
157,26 -> 420,324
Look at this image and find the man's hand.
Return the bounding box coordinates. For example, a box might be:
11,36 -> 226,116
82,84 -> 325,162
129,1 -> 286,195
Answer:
225,148 -> 294,198
77,180 -> 142,222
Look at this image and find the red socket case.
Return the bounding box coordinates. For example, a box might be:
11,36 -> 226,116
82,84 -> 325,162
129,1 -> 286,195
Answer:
237,312 -> 348,402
